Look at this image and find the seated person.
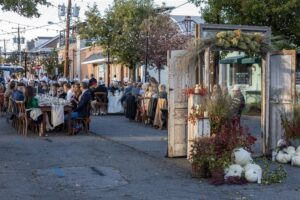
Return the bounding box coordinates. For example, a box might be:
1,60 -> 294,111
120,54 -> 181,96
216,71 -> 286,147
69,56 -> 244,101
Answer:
64,83 -> 73,101
40,81 -> 49,94
65,82 -> 91,123
70,83 -> 81,111
58,86 -> 66,99
24,86 -> 44,129
12,82 -> 25,101
50,83 -> 59,97
25,86 -> 39,109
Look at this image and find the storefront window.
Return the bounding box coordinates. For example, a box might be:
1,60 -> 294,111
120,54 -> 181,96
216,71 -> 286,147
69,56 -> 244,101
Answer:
229,64 -> 252,85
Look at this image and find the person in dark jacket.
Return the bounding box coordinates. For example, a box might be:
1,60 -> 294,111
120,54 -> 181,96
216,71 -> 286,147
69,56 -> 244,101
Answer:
89,74 -> 97,87
75,82 -> 92,118
65,82 -> 91,121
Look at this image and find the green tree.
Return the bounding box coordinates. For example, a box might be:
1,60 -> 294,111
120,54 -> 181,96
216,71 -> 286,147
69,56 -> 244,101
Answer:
79,4 -> 115,84
1,0 -> 50,17
189,0 -> 300,48
40,50 -> 62,76
80,0 -> 155,82
107,0 -> 155,80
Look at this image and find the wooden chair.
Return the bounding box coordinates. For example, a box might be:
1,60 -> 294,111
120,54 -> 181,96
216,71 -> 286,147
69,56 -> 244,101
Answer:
10,97 -> 18,128
72,101 -> 92,135
94,92 -> 108,115
15,101 -> 28,136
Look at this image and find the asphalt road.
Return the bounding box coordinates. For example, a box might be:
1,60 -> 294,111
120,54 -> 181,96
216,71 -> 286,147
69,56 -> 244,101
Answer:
0,116 -> 299,200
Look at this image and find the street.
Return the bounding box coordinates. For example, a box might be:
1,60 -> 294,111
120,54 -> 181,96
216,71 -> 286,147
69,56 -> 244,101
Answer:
0,116 -> 299,200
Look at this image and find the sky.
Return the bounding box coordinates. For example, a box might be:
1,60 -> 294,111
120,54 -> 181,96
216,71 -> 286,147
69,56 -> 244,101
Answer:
0,0 -> 201,52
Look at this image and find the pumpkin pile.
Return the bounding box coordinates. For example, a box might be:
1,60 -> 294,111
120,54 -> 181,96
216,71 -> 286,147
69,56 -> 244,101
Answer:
224,147 -> 262,184
275,139 -> 300,167
215,30 -> 263,53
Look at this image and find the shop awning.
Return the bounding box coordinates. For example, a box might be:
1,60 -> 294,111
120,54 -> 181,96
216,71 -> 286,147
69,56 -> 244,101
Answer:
82,53 -> 107,65
219,56 -> 261,64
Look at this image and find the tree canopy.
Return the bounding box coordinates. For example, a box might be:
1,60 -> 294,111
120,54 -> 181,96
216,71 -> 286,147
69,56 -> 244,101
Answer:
80,0 -> 155,69
139,14 -> 191,70
188,0 -> 300,48
0,0 -> 50,17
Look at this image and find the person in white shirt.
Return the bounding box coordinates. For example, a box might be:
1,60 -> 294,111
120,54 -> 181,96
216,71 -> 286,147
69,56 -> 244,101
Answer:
41,73 -> 49,83
73,74 -> 80,82
112,75 -> 118,83
63,83 -> 73,101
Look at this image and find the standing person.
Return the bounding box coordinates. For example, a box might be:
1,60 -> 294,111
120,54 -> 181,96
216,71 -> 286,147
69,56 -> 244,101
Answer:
112,75 -> 118,84
74,74 -> 80,82
231,85 -> 245,125
89,74 -> 97,87
82,75 -> 89,84
211,84 -> 222,101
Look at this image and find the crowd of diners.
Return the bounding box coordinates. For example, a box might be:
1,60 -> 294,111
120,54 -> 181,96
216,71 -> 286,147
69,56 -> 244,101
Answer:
0,72 -> 169,135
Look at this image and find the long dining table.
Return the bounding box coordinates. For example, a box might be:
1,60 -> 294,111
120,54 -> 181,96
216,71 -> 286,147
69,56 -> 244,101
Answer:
39,105 -> 73,136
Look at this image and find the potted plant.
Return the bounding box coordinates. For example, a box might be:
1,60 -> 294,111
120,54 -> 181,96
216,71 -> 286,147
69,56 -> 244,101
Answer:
189,137 -> 214,178
206,94 -> 233,135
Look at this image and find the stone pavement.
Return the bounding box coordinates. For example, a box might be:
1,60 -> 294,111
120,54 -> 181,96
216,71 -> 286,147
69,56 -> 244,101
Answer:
0,116 -> 299,200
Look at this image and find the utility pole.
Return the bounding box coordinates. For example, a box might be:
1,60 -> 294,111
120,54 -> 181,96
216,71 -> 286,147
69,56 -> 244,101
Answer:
64,0 -> 72,78
24,50 -> 28,77
0,39 -> 9,62
12,25 -> 25,66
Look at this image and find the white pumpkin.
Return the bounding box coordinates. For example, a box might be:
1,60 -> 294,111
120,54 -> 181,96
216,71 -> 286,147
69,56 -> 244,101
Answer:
245,165 -> 262,184
277,139 -> 287,148
232,148 -> 253,166
291,153 -> 300,167
224,164 -> 244,179
276,151 -> 292,164
296,146 -> 300,154
244,163 -> 262,183
285,146 -> 296,156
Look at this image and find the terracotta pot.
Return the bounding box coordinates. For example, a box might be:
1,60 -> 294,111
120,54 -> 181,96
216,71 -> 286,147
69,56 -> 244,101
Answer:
191,163 -> 210,178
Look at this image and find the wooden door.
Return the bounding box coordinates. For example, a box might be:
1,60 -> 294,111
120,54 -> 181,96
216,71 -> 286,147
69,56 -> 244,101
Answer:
263,50 -> 296,153
168,50 -> 195,157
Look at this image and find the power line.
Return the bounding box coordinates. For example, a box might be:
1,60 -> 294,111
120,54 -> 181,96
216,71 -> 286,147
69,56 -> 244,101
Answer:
0,21 -> 65,36
0,18 -> 63,33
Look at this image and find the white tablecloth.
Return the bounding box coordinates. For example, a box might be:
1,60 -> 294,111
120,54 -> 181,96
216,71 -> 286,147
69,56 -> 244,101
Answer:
108,92 -> 124,114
